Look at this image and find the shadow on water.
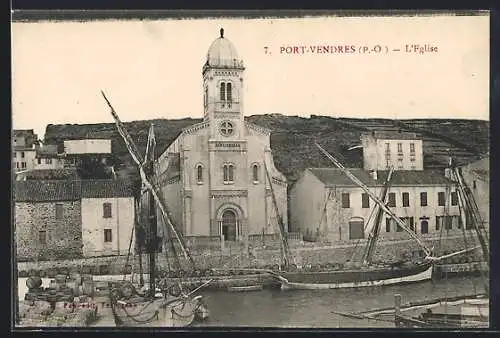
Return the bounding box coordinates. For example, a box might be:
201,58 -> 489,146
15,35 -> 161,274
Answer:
194,276 -> 485,328
17,275 -> 485,328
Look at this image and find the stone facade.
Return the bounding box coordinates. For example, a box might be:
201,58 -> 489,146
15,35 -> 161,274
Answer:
18,234 -> 483,276
14,179 -> 135,261
156,30 -> 288,245
15,201 -> 82,261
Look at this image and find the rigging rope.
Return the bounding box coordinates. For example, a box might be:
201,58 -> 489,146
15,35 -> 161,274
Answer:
348,192 -> 379,263
123,213 -> 136,282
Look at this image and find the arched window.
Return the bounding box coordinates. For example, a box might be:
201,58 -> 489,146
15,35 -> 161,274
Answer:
252,164 -> 259,183
220,82 -> 233,102
220,82 -> 226,101
226,82 -> 232,101
223,164 -> 235,184
196,164 -> 203,183
204,87 -> 208,107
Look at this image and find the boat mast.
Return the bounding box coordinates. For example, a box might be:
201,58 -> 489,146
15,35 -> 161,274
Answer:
144,124 -> 157,298
361,167 -> 394,265
315,143 -> 432,257
450,163 -> 489,295
451,167 -> 489,265
263,159 -> 292,269
101,91 -> 192,270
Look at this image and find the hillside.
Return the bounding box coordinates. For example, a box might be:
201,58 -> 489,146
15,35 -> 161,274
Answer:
43,115 -> 489,182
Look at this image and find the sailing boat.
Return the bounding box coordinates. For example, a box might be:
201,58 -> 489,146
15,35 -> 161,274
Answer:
394,159 -> 489,328
101,91 -> 209,327
266,143 -> 479,290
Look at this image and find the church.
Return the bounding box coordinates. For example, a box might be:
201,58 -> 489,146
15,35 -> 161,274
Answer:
156,29 -> 288,244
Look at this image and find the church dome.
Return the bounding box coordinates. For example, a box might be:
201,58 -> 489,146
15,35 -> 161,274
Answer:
206,28 -> 244,68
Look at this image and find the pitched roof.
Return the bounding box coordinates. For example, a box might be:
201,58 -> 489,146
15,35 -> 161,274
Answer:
14,179 -> 134,202
308,168 -> 454,187
14,180 -> 82,202
81,180 -> 135,198
17,168 -> 80,181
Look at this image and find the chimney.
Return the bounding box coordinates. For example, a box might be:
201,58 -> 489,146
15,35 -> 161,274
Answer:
370,170 -> 378,181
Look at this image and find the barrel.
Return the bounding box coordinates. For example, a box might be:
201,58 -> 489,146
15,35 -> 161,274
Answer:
55,274 -> 67,284
26,277 -> 43,290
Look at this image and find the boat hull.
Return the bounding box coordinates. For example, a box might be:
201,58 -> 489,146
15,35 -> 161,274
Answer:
280,262 -> 433,290
111,296 -> 201,327
227,285 -> 263,292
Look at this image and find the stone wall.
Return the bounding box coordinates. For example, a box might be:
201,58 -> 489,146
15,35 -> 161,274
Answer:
15,201 -> 82,261
18,233 -> 485,276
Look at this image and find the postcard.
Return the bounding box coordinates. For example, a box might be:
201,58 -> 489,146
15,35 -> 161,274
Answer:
11,11 -> 490,329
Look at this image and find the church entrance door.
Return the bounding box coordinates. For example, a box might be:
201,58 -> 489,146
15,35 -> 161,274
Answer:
222,209 -> 237,241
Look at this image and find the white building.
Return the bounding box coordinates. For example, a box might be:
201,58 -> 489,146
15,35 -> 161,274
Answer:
361,131 -> 424,171
81,180 -> 136,257
12,129 -> 39,172
290,168 -> 463,244
35,144 -> 65,170
64,139 -> 112,155
155,29 -> 288,244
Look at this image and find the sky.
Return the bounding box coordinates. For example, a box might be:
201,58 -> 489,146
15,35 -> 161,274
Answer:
11,14 -> 490,139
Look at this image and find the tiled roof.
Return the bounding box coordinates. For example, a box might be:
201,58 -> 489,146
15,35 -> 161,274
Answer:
17,169 -> 80,181
14,179 -> 134,202
14,180 -> 82,202
308,168 -> 453,187
81,179 -> 135,198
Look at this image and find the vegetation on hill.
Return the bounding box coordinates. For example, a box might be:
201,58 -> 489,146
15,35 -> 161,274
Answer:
43,115 -> 489,183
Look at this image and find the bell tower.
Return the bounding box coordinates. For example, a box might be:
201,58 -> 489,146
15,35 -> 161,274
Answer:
202,28 -> 245,140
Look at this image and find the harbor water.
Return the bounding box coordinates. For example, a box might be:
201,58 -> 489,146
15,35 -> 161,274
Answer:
17,276 -> 486,328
